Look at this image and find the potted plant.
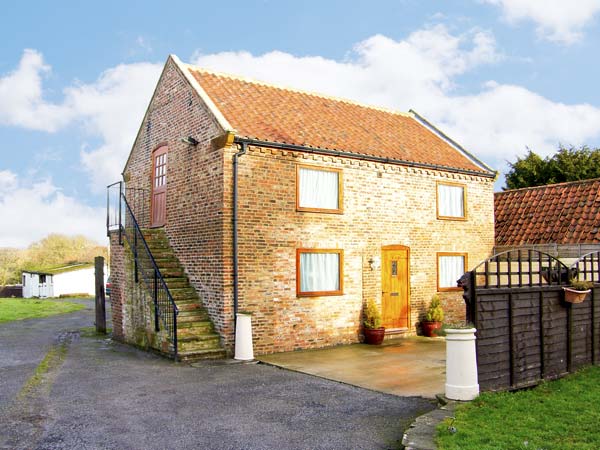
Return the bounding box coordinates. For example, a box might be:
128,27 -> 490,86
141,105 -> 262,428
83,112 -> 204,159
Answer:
421,294 -> 444,337
363,299 -> 385,345
563,279 -> 593,304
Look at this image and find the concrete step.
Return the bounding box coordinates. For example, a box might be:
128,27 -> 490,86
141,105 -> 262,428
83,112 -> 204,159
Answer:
178,322 -> 214,337
161,268 -> 184,278
176,302 -> 204,312
178,335 -> 222,352
148,249 -> 176,259
177,348 -> 227,362
153,258 -> 180,269
170,288 -> 196,300
146,242 -> 172,251
178,310 -> 209,321
164,278 -> 190,289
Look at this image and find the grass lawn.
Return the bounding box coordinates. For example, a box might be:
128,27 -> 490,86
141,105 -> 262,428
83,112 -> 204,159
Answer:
437,366 -> 600,450
0,298 -> 86,323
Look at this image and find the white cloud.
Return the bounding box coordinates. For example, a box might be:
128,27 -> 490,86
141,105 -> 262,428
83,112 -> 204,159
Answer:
3,21 -> 600,203
0,49 -> 73,131
482,0 -> 600,44
66,62 -> 162,191
193,26 -> 501,109
0,51 -> 162,191
0,171 -> 105,248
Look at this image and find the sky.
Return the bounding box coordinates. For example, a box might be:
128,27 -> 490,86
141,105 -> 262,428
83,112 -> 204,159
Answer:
2,0 -> 600,248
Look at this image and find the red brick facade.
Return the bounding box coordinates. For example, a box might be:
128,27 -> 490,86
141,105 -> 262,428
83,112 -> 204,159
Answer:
111,56 -> 496,355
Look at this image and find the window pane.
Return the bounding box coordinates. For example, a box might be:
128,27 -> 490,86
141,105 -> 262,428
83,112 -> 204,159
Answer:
438,184 -> 464,217
439,255 -> 465,288
299,167 -> 339,209
300,252 -> 340,292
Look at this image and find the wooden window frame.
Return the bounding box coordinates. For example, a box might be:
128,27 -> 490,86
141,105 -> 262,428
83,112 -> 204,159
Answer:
296,164 -> 343,214
437,252 -> 468,292
296,248 -> 344,297
436,181 -> 467,221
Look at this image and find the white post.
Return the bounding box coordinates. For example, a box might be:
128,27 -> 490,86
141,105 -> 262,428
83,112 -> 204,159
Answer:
234,313 -> 254,361
445,328 -> 479,401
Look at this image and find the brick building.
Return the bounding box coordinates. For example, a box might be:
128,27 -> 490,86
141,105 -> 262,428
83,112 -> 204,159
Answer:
495,178 -> 600,262
108,55 -> 496,359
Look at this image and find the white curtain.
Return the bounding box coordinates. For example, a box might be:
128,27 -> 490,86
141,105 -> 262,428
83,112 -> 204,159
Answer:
438,184 -> 464,217
300,252 -> 340,292
299,167 -> 339,209
439,255 -> 465,288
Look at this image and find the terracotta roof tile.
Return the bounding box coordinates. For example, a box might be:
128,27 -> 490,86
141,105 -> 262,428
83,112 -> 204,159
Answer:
187,67 -> 491,174
495,179 -> 600,245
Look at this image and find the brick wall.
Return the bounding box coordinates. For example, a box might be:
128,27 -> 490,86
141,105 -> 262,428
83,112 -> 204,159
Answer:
121,58 -> 229,347
229,146 -> 495,354
109,232 -> 125,341
116,56 -> 495,356
109,232 -> 172,352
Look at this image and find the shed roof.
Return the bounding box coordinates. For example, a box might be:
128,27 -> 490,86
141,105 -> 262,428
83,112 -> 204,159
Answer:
23,263 -> 94,276
495,178 -> 600,246
173,57 -> 494,176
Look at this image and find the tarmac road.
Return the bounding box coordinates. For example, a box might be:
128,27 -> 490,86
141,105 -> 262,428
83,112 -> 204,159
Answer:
0,299 -> 434,450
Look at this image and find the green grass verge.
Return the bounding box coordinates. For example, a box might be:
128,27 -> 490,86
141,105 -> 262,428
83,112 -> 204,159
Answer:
437,366 -> 600,450
0,298 -> 85,323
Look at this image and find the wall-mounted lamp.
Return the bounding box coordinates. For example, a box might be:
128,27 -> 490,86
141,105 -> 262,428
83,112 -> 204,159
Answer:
368,256 -> 381,271
181,136 -> 199,146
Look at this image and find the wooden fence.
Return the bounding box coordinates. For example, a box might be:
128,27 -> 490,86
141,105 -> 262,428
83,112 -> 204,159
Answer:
0,285 -> 23,297
462,250 -> 600,391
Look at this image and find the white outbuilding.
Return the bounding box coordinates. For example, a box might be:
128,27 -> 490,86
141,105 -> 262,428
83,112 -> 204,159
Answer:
22,271 -> 54,298
22,263 -> 107,298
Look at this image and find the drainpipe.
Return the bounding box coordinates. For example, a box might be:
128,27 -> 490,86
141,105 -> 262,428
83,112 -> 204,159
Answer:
232,141 -> 248,330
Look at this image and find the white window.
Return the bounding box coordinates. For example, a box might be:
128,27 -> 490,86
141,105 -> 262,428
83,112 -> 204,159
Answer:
297,249 -> 343,296
437,183 -> 466,219
438,253 -> 467,291
297,166 -> 342,213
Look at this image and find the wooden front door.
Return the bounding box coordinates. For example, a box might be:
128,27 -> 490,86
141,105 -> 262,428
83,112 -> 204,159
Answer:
151,145 -> 168,227
381,246 -> 410,329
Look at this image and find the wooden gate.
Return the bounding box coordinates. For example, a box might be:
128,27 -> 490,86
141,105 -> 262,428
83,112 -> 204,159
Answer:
461,250 -> 600,392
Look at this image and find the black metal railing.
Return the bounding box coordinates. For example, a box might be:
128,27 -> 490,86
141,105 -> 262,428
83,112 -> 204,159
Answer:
107,182 -> 149,242
107,181 -> 179,359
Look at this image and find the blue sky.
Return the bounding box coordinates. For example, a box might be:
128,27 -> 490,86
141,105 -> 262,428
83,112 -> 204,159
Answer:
2,0 -> 600,247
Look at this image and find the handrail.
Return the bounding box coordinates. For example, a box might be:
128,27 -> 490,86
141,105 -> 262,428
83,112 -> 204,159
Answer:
120,193 -> 179,359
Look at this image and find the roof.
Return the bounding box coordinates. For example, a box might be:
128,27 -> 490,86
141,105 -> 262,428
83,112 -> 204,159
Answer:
23,263 -> 94,276
172,56 -> 494,176
495,178 -> 600,246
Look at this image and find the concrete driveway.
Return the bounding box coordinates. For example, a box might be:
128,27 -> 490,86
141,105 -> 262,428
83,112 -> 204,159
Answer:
0,299 -> 435,450
259,338 -> 446,399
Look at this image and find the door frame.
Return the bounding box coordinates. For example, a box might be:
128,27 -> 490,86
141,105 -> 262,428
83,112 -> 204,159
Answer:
150,143 -> 169,227
381,244 -> 411,330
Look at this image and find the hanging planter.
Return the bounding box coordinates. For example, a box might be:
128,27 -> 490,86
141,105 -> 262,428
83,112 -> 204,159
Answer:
563,287 -> 591,304
563,280 -> 593,304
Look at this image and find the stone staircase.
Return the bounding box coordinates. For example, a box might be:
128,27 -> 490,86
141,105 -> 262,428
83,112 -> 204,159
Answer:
142,228 -> 226,362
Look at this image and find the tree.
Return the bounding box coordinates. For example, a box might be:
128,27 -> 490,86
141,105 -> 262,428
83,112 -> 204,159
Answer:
504,146 -> 600,190
22,234 -> 107,271
0,248 -> 24,285
0,234 -> 107,286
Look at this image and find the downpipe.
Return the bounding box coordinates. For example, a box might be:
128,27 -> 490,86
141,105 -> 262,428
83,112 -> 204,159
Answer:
232,142 -> 248,332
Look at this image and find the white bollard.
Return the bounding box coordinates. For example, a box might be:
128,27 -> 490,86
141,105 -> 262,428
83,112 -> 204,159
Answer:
445,328 -> 479,401
234,313 -> 254,361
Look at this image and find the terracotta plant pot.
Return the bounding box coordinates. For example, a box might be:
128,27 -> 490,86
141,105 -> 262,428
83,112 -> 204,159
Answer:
364,327 -> 385,345
421,321 -> 442,337
563,287 -> 591,304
